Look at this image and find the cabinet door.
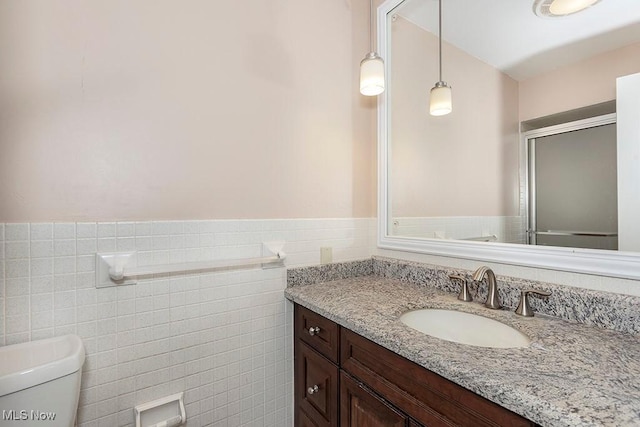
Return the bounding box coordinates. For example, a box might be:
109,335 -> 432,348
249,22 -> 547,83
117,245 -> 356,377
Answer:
341,329 -> 534,427
340,371 -> 409,427
299,409 -> 320,427
296,341 -> 339,427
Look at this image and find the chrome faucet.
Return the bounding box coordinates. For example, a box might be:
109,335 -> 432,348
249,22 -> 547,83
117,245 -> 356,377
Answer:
472,266 -> 501,309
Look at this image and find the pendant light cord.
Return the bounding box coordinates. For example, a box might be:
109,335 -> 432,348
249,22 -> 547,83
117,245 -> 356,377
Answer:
438,0 -> 443,82
370,0 -> 374,52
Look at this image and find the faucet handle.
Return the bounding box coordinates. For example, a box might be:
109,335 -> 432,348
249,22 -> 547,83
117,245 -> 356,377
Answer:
515,289 -> 551,317
449,274 -> 472,302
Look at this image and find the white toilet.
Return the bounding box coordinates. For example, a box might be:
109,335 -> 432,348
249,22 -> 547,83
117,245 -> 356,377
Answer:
0,335 -> 85,427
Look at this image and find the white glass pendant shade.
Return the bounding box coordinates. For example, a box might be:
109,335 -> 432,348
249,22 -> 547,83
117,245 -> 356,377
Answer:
429,82 -> 452,116
549,0 -> 599,15
360,52 -> 385,96
430,0 -> 452,116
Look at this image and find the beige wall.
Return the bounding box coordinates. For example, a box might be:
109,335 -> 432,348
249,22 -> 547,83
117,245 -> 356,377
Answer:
0,0 -> 376,222
519,41 -> 640,121
390,18 -> 520,218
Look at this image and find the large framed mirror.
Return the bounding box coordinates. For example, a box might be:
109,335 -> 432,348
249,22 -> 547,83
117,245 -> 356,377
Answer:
377,0 -> 640,279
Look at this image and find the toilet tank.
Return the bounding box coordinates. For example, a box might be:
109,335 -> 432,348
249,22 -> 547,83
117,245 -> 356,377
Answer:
0,335 -> 85,427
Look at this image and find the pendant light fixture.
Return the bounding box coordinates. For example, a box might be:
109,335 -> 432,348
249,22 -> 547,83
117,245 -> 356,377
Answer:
360,0 -> 385,96
429,0 -> 452,116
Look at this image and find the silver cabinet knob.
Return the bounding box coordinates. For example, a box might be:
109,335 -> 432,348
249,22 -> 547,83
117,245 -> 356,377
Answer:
308,326 -> 320,336
307,385 -> 319,395
515,289 -> 552,317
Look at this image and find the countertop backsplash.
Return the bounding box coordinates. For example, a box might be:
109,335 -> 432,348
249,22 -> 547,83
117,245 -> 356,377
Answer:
288,256 -> 640,335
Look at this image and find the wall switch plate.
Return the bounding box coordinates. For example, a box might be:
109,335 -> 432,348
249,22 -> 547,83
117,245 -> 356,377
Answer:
320,247 -> 332,264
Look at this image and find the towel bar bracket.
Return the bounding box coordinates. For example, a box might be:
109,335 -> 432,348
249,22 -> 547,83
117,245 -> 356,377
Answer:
96,252 -> 138,288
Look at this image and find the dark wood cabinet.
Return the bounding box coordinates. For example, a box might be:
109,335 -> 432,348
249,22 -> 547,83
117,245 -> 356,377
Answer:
341,328 -> 534,427
296,340 -> 339,427
298,409 -> 321,427
340,371 -> 412,427
295,304 -> 340,363
294,304 -> 536,427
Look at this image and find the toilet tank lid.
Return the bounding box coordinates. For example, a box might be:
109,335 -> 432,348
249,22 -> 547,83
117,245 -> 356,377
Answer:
0,335 -> 85,397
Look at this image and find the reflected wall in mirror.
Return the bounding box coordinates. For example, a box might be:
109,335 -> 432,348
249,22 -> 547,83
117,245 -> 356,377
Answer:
386,0 -> 640,252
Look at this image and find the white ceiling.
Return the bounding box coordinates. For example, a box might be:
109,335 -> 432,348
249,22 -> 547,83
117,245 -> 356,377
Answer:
395,0 -> 640,80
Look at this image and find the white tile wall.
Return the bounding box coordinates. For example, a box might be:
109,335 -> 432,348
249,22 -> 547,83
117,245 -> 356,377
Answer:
0,218 -> 376,427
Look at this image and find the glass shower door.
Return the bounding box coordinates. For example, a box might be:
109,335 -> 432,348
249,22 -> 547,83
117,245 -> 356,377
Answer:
528,122 -> 618,250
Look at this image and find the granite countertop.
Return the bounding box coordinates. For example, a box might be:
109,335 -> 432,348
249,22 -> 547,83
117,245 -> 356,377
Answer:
285,275 -> 640,427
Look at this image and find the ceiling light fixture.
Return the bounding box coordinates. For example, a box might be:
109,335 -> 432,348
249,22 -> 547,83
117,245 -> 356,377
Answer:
429,0 -> 452,116
534,0 -> 601,18
360,0 -> 385,96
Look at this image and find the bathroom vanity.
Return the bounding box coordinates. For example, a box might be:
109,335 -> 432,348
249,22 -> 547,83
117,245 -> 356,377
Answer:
286,258 -> 640,427
294,304 -> 536,426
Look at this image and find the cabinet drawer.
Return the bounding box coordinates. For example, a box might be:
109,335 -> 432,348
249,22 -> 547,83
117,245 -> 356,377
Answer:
295,341 -> 339,427
341,329 -> 534,427
295,305 -> 340,363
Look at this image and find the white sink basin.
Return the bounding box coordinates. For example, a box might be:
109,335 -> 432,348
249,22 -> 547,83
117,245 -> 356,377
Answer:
400,309 -> 531,349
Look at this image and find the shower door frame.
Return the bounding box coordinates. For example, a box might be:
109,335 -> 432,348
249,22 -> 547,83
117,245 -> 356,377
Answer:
523,113 -> 617,246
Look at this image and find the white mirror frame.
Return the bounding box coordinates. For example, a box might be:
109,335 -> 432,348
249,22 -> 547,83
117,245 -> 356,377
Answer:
376,0 -> 640,280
